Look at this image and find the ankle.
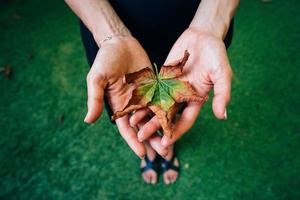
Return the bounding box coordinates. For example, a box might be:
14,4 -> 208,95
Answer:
146,150 -> 156,161
144,145 -> 156,161
164,146 -> 174,160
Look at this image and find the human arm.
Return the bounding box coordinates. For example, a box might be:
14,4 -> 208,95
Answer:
65,0 -> 169,157
64,0 -> 130,45
190,0 -> 239,39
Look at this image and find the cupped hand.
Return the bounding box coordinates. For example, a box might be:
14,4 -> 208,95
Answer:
131,27 -> 233,147
84,36 -> 168,157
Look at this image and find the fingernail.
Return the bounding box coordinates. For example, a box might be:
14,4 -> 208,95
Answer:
84,115 -> 88,123
224,109 -> 227,120
129,122 -> 134,128
129,119 -> 135,128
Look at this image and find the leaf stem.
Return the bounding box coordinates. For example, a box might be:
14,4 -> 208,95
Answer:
153,63 -> 159,77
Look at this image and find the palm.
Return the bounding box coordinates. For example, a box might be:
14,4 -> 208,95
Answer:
167,29 -> 232,101
85,37 -> 152,157
131,28 -> 233,147
160,28 -> 233,145
88,37 -> 151,113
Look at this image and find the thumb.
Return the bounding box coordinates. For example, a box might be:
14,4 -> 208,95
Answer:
211,65 -> 232,120
84,72 -> 107,123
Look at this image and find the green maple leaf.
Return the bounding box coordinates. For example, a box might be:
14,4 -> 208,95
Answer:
112,51 -> 208,137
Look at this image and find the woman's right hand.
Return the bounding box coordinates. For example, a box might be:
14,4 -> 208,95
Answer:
84,36 -> 168,158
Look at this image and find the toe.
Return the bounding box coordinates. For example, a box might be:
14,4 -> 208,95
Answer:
167,175 -> 172,185
163,173 -> 171,185
143,174 -> 150,184
171,172 -> 178,183
151,176 -> 157,184
174,173 -> 179,183
148,175 -> 152,184
150,172 -> 157,184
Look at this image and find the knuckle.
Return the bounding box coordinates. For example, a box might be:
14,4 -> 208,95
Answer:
86,72 -> 107,87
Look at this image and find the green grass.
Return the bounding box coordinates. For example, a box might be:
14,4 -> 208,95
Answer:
0,0 -> 299,199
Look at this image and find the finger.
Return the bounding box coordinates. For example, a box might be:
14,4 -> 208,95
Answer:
129,108 -> 152,127
137,117 -> 168,157
116,116 -> 146,158
137,116 -> 161,142
84,72 -> 107,123
161,102 -> 201,147
164,49 -> 185,66
148,135 -> 169,157
211,66 -> 232,119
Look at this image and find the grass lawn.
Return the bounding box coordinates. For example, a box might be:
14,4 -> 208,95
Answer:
0,0 -> 299,199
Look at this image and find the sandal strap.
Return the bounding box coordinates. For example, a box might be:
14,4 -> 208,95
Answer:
140,155 -> 157,173
161,153 -> 180,173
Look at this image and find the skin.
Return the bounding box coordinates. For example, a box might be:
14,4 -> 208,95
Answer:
132,0 -> 239,144
85,36 -> 151,158
65,0 -> 168,159
130,0 -> 239,184
65,0 -> 239,185
132,28 -> 233,146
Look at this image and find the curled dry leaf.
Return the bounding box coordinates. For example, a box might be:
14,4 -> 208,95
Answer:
112,50 -> 208,138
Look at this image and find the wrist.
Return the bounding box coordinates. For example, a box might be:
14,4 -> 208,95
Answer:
184,26 -> 224,43
97,34 -> 140,51
95,32 -> 132,48
189,0 -> 239,40
189,19 -> 228,40
93,26 -> 131,47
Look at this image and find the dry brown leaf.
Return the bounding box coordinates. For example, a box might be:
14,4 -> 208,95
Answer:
112,51 -> 208,137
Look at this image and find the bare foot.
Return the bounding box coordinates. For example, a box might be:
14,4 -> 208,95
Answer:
140,147 -> 158,184
162,149 -> 180,185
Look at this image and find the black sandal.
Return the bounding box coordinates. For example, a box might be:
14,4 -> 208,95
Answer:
160,153 -> 180,174
140,155 -> 159,174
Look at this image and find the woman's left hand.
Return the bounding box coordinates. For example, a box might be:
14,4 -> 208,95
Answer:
130,27 -> 233,146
